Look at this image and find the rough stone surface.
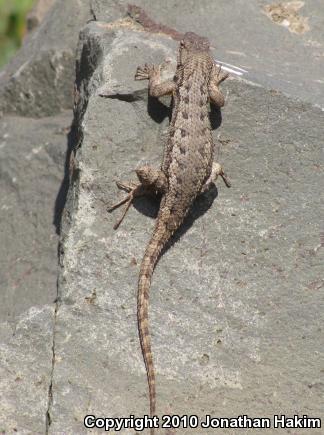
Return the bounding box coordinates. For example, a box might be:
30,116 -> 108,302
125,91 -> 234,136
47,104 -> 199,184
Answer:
1,1 -> 324,434
0,1 -> 94,433
50,22 -> 324,434
0,112 -> 71,433
0,0 -> 92,117
4,0 -> 324,115
0,112 -> 71,322
26,0 -> 56,32
0,306 -> 54,434
93,0 -> 324,108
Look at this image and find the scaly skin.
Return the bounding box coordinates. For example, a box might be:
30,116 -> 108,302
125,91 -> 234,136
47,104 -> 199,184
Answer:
109,32 -> 230,434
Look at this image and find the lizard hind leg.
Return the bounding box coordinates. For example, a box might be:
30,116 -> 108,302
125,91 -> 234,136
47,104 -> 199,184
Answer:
135,165 -> 167,194
108,166 -> 167,230
201,162 -> 231,193
107,180 -> 146,230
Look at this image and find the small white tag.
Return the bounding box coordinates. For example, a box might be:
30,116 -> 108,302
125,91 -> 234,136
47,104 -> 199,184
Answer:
215,59 -> 248,76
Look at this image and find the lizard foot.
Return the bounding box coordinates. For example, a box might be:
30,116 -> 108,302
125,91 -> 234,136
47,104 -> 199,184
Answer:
218,168 -> 231,188
202,162 -> 231,193
108,181 -> 147,230
135,64 -> 157,80
212,162 -> 231,187
108,166 -> 167,230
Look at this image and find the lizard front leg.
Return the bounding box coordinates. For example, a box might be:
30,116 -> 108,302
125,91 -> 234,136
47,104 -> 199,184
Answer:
209,64 -> 229,107
135,63 -> 176,97
108,166 -> 167,229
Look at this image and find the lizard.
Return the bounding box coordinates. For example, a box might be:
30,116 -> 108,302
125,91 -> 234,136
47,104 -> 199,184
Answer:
108,32 -> 230,434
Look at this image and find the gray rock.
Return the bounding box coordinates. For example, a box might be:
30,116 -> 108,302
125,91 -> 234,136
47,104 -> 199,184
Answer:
0,0 -> 92,117
93,0 -> 324,107
0,112 -> 71,434
0,1 -> 95,432
1,1 -> 324,434
0,1 -> 95,430
0,305 -> 54,434
26,0 -> 56,32
50,22 -> 324,434
0,112 -> 71,322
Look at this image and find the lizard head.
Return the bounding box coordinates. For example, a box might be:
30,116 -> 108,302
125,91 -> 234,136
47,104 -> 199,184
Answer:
178,32 -> 210,64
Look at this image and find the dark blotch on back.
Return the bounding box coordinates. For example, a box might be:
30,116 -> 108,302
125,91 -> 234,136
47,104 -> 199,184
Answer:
182,111 -> 189,119
177,160 -> 186,170
179,143 -> 186,154
181,128 -> 187,137
197,145 -> 207,157
200,84 -> 207,95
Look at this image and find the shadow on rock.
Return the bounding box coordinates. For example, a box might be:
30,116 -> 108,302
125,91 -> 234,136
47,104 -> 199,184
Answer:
129,184 -> 218,257
53,120 -> 78,235
146,94 -> 222,129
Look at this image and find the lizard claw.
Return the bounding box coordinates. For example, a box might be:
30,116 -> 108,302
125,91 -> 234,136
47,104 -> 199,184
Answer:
108,181 -> 145,230
135,64 -> 152,80
135,64 -> 159,80
219,169 -> 231,188
115,180 -> 138,192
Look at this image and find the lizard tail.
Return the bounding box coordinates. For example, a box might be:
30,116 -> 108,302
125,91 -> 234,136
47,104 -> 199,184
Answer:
137,216 -> 173,430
